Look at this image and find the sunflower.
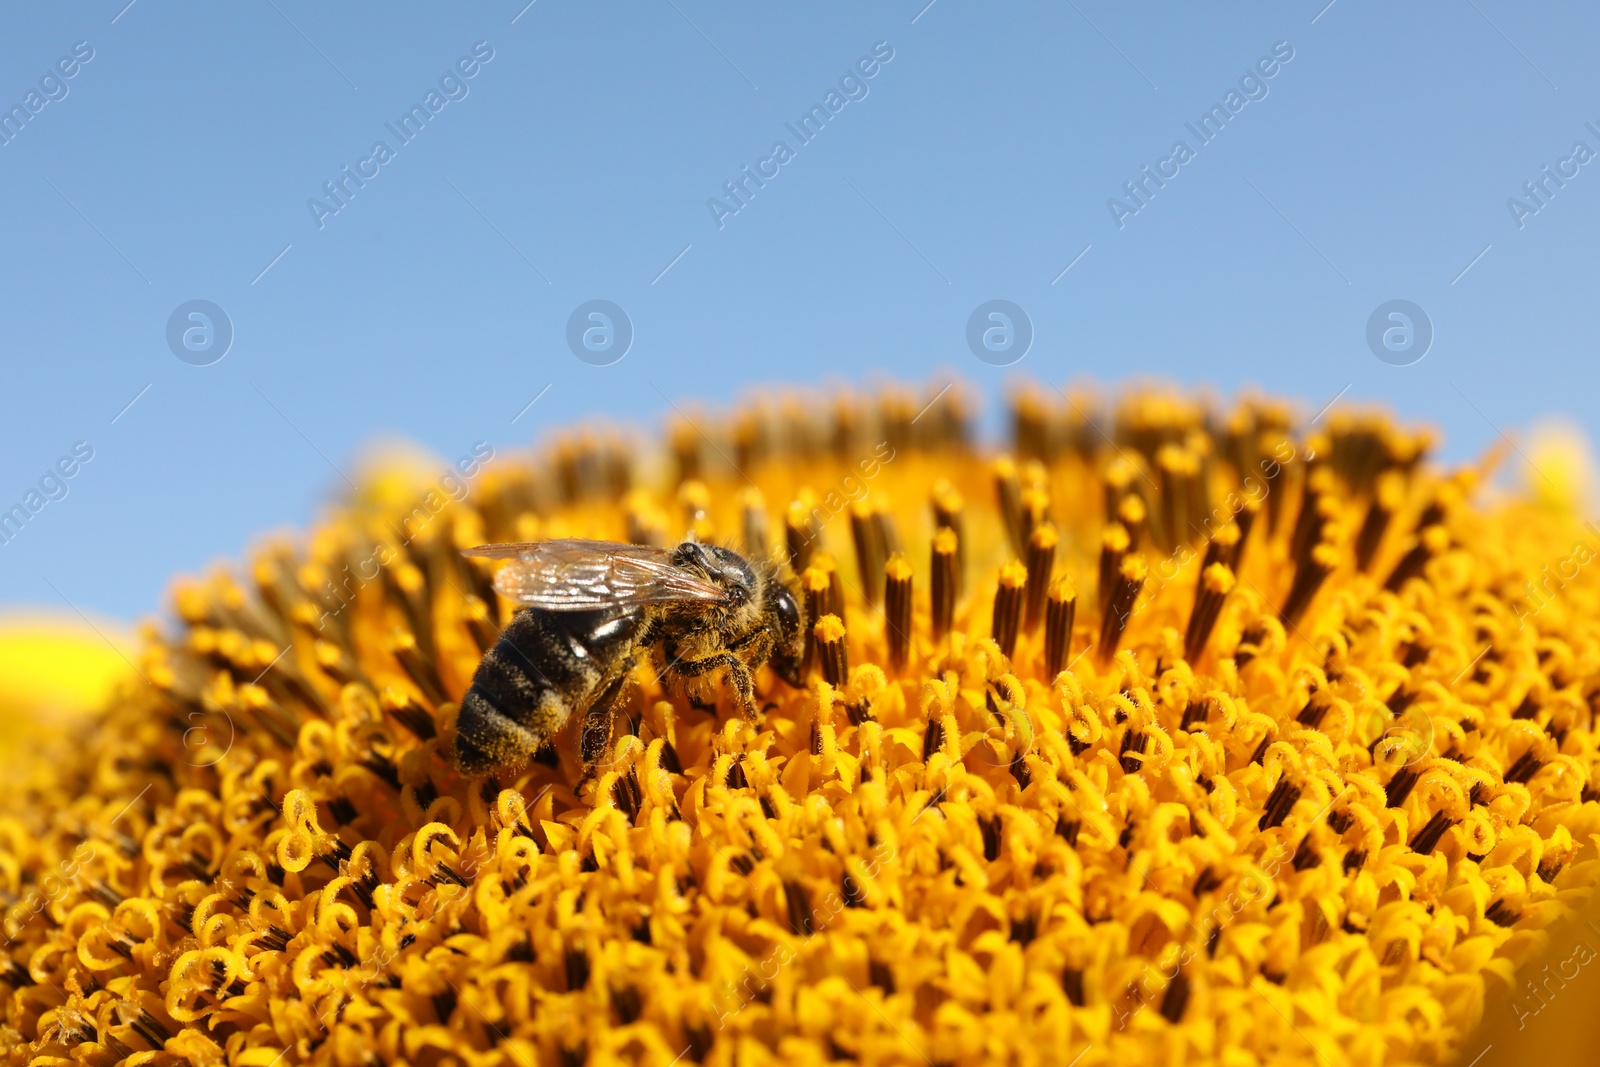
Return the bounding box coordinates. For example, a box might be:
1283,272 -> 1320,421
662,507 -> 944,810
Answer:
2,381 -> 1598,1067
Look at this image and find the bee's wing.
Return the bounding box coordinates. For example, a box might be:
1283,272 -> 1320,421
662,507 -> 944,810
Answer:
462,539 -> 729,611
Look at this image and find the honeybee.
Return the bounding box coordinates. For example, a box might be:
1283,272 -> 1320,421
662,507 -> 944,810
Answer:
453,538 -> 805,777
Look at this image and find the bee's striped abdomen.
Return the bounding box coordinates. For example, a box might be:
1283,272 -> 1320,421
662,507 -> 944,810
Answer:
454,607 -> 641,773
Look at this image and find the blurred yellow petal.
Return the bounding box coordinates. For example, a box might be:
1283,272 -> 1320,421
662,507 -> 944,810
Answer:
0,610 -> 133,795
0,609 -> 131,724
1524,417 -> 1597,513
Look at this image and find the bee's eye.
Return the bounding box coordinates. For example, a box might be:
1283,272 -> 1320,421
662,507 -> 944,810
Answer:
773,588 -> 800,631
673,542 -> 708,569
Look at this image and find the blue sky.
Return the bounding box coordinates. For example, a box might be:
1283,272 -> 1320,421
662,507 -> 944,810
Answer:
1,1 -> 1597,621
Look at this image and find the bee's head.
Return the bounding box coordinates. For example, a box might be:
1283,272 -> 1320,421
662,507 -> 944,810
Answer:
673,542 -> 804,687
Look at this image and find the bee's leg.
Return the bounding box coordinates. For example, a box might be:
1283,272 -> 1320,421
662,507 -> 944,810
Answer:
725,626 -> 773,658
660,637 -> 715,712
727,660 -> 760,719
673,653 -> 760,721
725,630 -> 774,718
576,661 -> 633,791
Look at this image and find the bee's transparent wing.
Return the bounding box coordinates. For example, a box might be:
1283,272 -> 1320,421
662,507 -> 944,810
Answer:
462,539 -> 728,611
